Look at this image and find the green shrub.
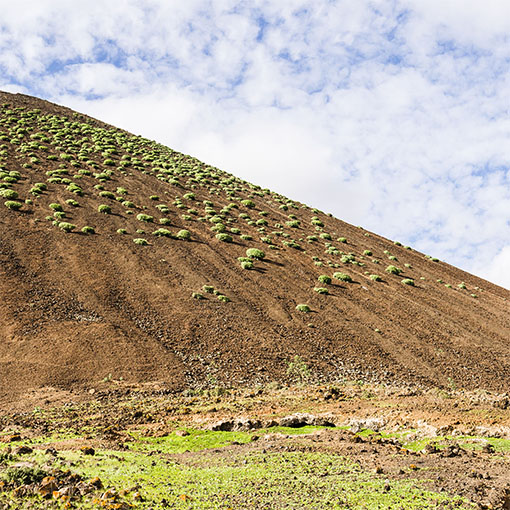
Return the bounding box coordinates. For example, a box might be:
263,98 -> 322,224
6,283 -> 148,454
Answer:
333,272 -> 352,282
246,248 -> 265,260
314,287 -> 329,294
458,282 -> 467,289
286,220 -> 300,228
58,222 -> 76,232
401,278 -> 415,286
0,189 -> 18,199
133,238 -> 148,245
99,191 -> 115,199
65,199 -> 79,207
122,201 -> 135,208
81,226 -> 95,234
137,213 -> 154,223
363,250 -> 372,256
217,294 -> 230,302
388,255 -> 397,261
3,466 -> 47,486
295,304 -> 311,312
318,275 -> 331,284
176,229 -> 191,240
4,200 -> 22,210
116,187 -> 128,195
241,260 -> 253,269
203,285 -> 214,294
152,228 -> 172,237
385,265 -> 401,275
216,233 -> 232,242
183,192 -> 195,200
49,203 -> 63,211
159,218 -> 171,225
241,199 -> 255,208
337,237 -> 347,243
149,195 -> 159,200
369,274 -> 382,281
103,159 -> 115,166
211,223 -> 226,233
117,228 -> 127,235
240,234 -> 252,241
67,183 -> 83,195
192,292 -> 204,300
98,204 -> 111,214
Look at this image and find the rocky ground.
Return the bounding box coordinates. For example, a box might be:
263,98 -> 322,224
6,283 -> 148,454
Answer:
0,381 -> 509,509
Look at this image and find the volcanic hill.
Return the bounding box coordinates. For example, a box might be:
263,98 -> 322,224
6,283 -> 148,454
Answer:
0,91 -> 508,402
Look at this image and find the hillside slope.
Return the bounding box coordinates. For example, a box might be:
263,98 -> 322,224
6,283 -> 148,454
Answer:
0,91 -> 509,402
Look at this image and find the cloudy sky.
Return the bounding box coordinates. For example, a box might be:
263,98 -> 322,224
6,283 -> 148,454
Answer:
1,1 -> 509,288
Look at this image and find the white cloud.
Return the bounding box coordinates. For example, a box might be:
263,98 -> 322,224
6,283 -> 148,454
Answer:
475,246 -> 510,289
0,1 -> 510,288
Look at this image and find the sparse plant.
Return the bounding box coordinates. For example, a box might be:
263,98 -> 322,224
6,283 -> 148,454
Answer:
217,294 -> 230,302
216,233 -> 232,242
81,226 -> 95,234
369,274 -> 382,281
295,304 -> 311,312
385,265 -> 401,275
318,275 -> 331,284
4,200 -> 22,210
133,238 -> 148,245
333,272 -> 352,282
0,189 -> 18,199
314,287 -> 329,294
241,199 -> 255,208
152,228 -> 172,237
287,355 -> 311,384
117,228 -> 127,235
137,213 -> 154,223
203,285 -> 214,293
176,229 -> 191,240
58,222 -> 76,232
192,292 -> 204,299
401,278 -> 415,286
246,248 -> 265,260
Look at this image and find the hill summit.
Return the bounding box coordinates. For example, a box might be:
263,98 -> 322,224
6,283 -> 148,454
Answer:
0,91 -> 508,402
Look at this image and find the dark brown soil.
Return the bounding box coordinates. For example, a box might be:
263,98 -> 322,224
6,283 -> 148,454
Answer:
0,90 -> 509,406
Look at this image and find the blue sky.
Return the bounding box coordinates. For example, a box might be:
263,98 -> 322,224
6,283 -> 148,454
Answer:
1,0 -> 510,287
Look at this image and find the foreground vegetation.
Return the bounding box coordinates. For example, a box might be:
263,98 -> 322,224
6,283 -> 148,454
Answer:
1,381 -> 509,509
